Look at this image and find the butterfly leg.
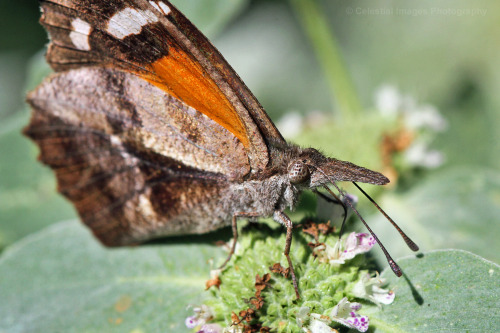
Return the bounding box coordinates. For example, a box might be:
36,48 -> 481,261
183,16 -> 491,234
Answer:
273,211 -> 300,299
219,212 -> 259,270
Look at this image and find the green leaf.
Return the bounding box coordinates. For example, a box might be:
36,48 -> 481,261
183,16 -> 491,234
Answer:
0,112 -> 76,250
367,166 -> 500,264
0,127 -> 77,249
366,249 -> 500,332
0,53 -> 76,250
0,220 -> 225,332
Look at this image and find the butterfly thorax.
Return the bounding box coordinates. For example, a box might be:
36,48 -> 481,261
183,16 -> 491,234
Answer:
225,174 -> 301,219
218,142 -> 324,221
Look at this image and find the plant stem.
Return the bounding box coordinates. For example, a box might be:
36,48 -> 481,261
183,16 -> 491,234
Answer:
289,0 -> 362,118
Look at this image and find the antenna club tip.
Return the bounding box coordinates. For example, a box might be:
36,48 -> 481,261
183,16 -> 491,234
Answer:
405,238 -> 420,252
389,260 -> 403,277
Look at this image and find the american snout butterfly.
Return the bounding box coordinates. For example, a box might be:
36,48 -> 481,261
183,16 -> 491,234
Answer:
24,0 -> 418,298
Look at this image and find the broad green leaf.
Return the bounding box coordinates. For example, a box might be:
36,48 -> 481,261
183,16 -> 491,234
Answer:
0,220 -> 225,332
0,54 -> 74,250
366,249 -> 500,332
2,224 -> 498,332
367,166 -> 500,264
0,113 -> 76,249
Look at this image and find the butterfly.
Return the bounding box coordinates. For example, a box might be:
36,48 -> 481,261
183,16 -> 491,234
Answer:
24,0 -> 418,298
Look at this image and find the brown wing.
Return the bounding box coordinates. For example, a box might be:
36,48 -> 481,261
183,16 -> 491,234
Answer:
25,68 -> 243,245
38,0 -> 286,171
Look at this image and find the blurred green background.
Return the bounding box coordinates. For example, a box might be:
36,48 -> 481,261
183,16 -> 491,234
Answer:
1,0 -> 499,265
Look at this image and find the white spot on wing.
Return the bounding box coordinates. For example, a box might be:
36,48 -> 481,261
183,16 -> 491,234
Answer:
69,18 -> 91,51
149,1 -> 171,15
110,134 -> 122,146
107,8 -> 159,39
159,2 -> 171,15
149,1 -> 161,11
138,193 -> 156,219
109,134 -> 138,163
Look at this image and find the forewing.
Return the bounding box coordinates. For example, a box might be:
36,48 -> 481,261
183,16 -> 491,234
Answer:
24,68 -> 240,245
39,0 -> 286,171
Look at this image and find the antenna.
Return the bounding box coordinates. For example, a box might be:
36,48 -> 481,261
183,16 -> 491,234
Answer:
352,182 -> 419,252
325,184 -> 402,277
309,164 -> 417,277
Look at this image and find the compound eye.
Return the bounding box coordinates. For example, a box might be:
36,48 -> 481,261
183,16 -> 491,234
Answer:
288,160 -> 310,184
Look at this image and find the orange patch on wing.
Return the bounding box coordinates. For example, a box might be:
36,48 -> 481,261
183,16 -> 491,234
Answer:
140,46 -> 250,148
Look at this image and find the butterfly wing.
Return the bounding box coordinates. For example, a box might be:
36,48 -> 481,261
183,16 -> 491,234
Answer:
38,0 -> 286,170
25,67 -> 244,245
26,0 -> 288,245
26,0 -> 289,245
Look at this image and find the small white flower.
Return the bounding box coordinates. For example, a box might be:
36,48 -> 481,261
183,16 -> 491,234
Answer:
404,104 -> 447,131
375,85 -> 448,169
296,298 -> 370,333
341,232 -> 376,260
330,297 -> 369,332
315,232 -> 376,265
297,299 -> 369,332
404,142 -> 445,168
185,316 -> 203,329
296,307 -> 338,333
222,326 -> 244,333
198,323 -> 223,333
375,84 -> 447,133
375,85 -> 401,116
185,304 -> 214,330
352,273 -> 395,306
309,313 -> 338,333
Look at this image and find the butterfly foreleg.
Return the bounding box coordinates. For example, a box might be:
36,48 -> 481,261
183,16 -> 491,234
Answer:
218,212 -> 260,270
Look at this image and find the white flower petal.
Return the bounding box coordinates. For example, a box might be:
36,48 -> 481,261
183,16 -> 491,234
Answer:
375,85 -> 401,116
352,273 -> 395,306
222,326 -> 244,333
330,297 -> 352,318
340,233 -> 376,260
185,304 -> 215,329
405,104 -> 447,131
199,323 -> 223,333
404,142 -> 445,168
309,319 -> 337,332
330,298 -> 369,332
185,316 -> 201,329
372,286 -> 395,305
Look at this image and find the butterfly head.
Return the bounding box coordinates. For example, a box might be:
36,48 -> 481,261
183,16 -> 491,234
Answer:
286,148 -> 389,189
